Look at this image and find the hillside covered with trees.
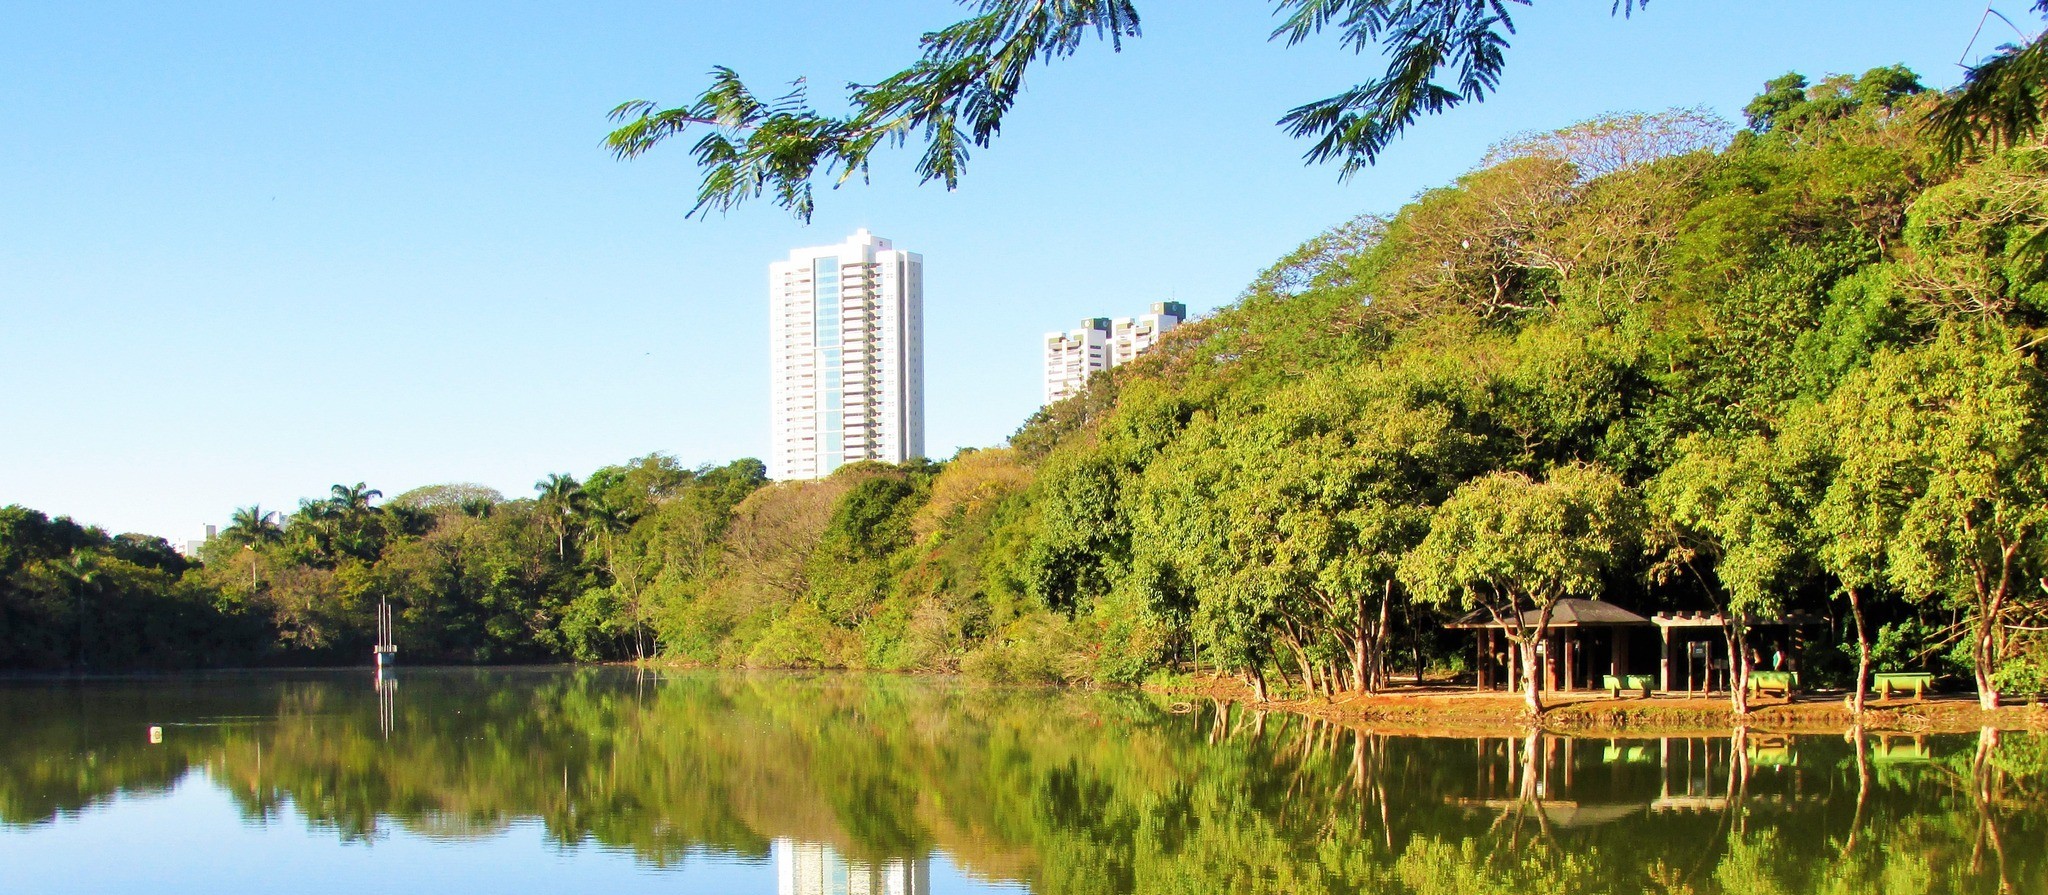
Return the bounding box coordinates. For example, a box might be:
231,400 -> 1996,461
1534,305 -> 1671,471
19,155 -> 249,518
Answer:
6,68 -> 2046,712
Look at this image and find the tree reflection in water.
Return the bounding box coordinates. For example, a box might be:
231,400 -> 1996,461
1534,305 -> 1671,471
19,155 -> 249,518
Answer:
0,669 -> 2040,894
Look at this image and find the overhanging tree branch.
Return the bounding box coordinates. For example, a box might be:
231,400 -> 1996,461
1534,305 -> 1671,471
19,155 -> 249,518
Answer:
607,1 -> 1649,219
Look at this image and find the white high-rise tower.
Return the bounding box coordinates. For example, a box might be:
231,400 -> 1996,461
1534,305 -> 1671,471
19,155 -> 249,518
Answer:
768,229 -> 925,481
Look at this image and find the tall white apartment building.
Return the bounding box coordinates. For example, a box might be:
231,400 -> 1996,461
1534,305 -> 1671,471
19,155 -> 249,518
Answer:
768,229 -> 925,481
1042,301 -> 1185,405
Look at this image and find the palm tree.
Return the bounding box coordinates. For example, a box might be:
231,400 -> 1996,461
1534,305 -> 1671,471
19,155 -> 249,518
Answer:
56,553 -> 99,668
319,483 -> 385,561
223,505 -> 285,548
220,505 -> 284,598
582,499 -> 628,551
580,499 -> 649,659
291,498 -> 339,561
329,482 -> 383,515
535,473 -> 586,559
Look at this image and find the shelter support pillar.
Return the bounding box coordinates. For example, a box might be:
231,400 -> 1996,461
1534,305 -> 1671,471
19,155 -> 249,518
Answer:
1540,630 -> 1556,688
1659,626 -> 1672,694
1563,631 -> 1577,692
1475,631 -> 1488,691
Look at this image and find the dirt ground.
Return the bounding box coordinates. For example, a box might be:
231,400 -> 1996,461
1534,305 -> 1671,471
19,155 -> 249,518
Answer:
1153,673 -> 2048,736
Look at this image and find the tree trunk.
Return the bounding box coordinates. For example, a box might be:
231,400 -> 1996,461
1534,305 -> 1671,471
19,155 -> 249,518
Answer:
1375,580 -> 1392,691
1848,587 -> 1870,714
1351,629 -> 1370,696
1974,623 -> 2002,710
1286,635 -> 1318,698
1412,622 -> 1424,685
1519,600 -> 1564,715
1725,618 -> 1750,716
1974,554 -> 2015,710
1968,539 -> 2024,711
1520,636 -> 1543,714
1249,667 -> 1268,703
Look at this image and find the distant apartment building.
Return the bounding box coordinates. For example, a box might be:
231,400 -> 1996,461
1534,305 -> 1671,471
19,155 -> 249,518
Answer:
1042,301 -> 1185,404
175,524 -> 217,558
768,229 -> 926,481
1042,317 -> 1111,405
1110,301 -> 1185,366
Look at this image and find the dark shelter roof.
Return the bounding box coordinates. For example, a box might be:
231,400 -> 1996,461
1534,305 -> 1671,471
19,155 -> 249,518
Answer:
1444,598 -> 1652,630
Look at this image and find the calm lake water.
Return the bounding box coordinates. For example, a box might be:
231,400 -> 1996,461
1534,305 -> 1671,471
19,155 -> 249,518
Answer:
0,668 -> 2039,894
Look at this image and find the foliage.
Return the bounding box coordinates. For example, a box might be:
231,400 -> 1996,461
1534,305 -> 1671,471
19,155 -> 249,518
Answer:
0,506 -> 261,670
1931,1 -> 2048,159
1812,325 -> 2048,707
607,1 -> 1652,220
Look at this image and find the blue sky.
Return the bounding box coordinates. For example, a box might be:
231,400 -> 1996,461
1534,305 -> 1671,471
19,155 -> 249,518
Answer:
0,1 -> 2013,540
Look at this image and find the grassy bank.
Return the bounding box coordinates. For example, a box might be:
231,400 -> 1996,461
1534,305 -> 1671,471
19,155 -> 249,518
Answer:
1155,673 -> 2048,736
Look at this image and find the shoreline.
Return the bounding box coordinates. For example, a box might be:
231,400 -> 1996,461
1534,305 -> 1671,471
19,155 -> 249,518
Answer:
16,662 -> 2044,737
1152,674 -> 2048,737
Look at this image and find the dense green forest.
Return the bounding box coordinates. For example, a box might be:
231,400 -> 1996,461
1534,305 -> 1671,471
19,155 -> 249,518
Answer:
5,67 -> 2046,711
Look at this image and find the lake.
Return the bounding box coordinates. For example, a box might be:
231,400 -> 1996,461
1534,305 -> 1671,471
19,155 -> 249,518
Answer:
0,668 -> 2039,894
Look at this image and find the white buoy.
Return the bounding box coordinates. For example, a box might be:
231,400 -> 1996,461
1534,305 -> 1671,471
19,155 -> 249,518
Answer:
148,726 -> 163,744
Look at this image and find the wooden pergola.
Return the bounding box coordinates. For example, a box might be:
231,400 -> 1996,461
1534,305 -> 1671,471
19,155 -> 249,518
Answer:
1448,599 -> 1654,692
1650,611 -> 1829,694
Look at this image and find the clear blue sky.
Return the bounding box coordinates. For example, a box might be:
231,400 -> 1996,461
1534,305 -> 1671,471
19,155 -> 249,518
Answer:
0,1 -> 2012,541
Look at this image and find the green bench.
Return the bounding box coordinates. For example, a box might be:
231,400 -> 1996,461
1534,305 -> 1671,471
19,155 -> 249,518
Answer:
1602,674 -> 1654,698
1747,670 -> 1798,698
1873,672 -> 1934,700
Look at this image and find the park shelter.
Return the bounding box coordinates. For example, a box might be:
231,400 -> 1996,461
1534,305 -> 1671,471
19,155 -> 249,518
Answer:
1649,611 -> 1829,694
1448,599 -> 1653,692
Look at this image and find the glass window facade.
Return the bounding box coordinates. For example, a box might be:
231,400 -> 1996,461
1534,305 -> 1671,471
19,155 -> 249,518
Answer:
814,258 -> 840,347
815,257 -> 845,473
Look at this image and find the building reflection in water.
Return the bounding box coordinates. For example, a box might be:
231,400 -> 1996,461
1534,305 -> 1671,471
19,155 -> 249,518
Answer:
773,839 -> 930,895
1449,732 -> 1828,827
373,668 -> 397,741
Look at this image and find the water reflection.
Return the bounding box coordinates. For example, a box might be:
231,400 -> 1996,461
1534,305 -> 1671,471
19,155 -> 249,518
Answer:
374,667 -> 396,740
777,839 -> 930,895
0,670 -> 2039,895
1454,731 -> 1813,824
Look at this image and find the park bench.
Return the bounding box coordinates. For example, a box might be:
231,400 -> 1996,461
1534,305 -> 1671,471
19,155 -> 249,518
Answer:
1873,672 -> 1934,700
1747,670 -> 1797,698
1602,674 -> 1654,699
